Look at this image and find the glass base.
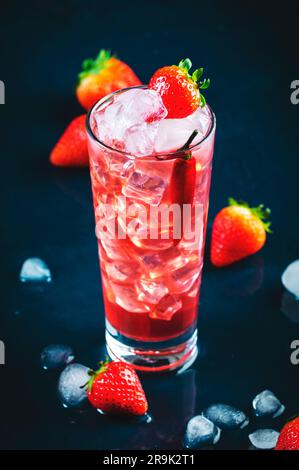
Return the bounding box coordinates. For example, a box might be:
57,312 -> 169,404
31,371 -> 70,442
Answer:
106,322 -> 198,373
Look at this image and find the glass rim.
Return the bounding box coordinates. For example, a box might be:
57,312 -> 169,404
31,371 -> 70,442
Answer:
86,85 -> 216,158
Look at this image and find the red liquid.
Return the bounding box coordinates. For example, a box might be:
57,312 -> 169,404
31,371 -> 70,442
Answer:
88,102 -> 215,343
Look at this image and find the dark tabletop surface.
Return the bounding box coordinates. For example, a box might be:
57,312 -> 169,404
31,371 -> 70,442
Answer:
0,0 -> 299,450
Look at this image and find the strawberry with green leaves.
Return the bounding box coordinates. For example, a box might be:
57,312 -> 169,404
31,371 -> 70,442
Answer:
211,199 -> 272,267
84,360 -> 148,416
76,49 -> 142,110
149,58 -> 210,118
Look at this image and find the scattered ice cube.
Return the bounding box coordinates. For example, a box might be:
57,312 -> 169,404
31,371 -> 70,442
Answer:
252,390 -> 285,418
184,415 -> 221,449
155,105 -> 212,153
249,429 -> 279,450
123,171 -> 168,206
136,279 -> 169,304
202,404 -> 249,430
41,344 -> 74,370
281,260 -> 299,299
58,363 -> 90,408
19,258 -> 51,283
150,294 -> 182,321
94,89 -> 167,156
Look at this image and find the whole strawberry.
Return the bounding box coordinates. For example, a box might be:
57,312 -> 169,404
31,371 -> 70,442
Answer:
86,360 -> 148,416
211,198 -> 271,267
149,58 -> 210,118
76,49 -> 142,110
50,114 -> 88,167
276,417 -> 299,450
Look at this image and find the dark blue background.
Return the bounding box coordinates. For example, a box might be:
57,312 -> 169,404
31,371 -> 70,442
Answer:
0,0 -> 299,450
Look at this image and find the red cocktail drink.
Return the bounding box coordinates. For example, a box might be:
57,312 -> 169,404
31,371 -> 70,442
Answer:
87,85 -> 215,371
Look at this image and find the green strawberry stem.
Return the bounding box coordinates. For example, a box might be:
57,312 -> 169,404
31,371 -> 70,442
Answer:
228,198 -> 272,233
80,357 -> 110,391
78,49 -> 113,83
178,58 -> 211,108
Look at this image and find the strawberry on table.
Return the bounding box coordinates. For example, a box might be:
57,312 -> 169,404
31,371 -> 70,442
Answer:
149,58 -> 210,118
50,114 -> 89,167
85,360 -> 148,416
211,199 -> 272,267
276,417 -> 299,450
76,49 -> 142,111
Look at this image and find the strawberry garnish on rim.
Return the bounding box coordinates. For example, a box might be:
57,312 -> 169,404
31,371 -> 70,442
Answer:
149,58 -> 210,118
169,130 -> 199,245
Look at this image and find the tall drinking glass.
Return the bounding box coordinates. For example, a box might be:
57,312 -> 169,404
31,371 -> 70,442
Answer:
87,86 -> 216,372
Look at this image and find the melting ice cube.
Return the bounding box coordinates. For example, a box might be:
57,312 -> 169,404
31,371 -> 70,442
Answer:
123,171 -> 168,206
202,404 -> 249,430
155,105 -> 212,153
58,363 -> 90,408
94,88 -> 167,156
281,260 -> 299,299
99,233 -> 131,261
168,265 -> 200,294
109,282 -> 150,313
150,294 -> 182,321
19,257 -> 51,283
104,261 -> 139,283
109,153 -> 135,179
136,279 -> 169,304
249,429 -> 279,450
41,344 -> 74,370
184,415 -> 221,449
252,390 -> 285,418
140,248 -> 190,279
